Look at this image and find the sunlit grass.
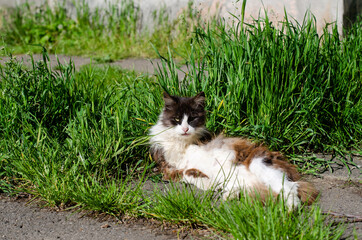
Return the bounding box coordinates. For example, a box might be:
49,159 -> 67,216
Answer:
0,0 -> 200,59
0,3 -> 360,239
145,182 -> 344,239
0,42 -> 352,239
156,13 -> 361,172
0,50 -> 159,193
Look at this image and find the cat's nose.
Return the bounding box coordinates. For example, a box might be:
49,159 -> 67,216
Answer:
182,127 -> 189,133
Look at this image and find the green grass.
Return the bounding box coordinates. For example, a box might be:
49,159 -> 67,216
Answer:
0,3 -> 361,239
146,183 -> 344,239
0,51 -> 158,216
0,55 -> 159,175
156,13 -> 361,171
0,49 -> 350,239
0,0 -> 200,59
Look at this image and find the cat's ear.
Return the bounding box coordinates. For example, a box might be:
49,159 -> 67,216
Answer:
193,92 -> 205,108
163,92 -> 176,109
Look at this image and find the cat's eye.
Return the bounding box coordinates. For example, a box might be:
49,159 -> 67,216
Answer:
174,117 -> 180,122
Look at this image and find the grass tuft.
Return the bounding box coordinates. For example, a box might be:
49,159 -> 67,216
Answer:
0,0 -> 201,59
145,182 -> 345,239
156,13 -> 362,171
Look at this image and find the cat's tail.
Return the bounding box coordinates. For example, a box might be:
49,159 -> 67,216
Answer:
297,181 -> 319,205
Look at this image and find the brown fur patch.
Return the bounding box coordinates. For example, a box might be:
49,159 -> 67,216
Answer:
232,138 -> 257,166
297,181 -> 319,205
185,168 -> 209,178
150,147 -> 168,175
150,148 -> 165,166
150,148 -> 183,181
233,142 -> 270,168
232,139 -> 301,182
265,151 -> 301,182
244,183 -> 278,204
244,146 -> 270,167
162,167 -> 184,181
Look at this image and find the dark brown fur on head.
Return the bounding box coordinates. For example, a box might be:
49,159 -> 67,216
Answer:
161,92 -> 206,128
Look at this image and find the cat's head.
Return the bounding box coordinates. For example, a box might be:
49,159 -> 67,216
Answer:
161,92 -> 206,138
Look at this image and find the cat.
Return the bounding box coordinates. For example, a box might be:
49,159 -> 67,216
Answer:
149,92 -> 319,209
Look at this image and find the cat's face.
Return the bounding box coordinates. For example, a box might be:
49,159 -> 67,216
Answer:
161,92 -> 206,138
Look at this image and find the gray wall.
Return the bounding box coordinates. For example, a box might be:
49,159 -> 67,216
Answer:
0,0 -> 356,34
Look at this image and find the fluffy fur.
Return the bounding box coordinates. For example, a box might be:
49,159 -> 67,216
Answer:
149,92 -> 318,209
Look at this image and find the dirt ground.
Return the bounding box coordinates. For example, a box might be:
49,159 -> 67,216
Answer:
0,54 -> 189,80
0,195 -> 183,240
0,55 -> 361,240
